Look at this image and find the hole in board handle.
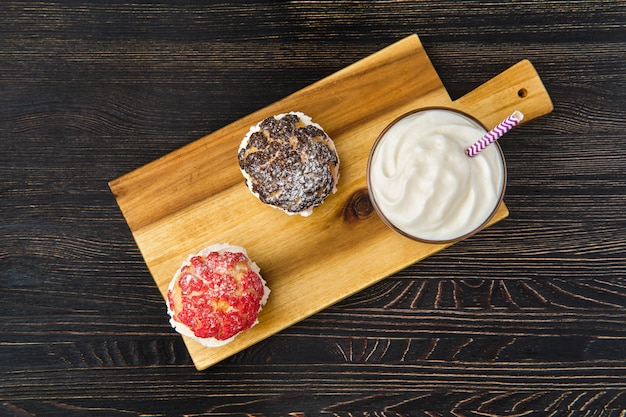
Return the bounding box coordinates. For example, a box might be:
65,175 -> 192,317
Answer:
518,88 -> 528,98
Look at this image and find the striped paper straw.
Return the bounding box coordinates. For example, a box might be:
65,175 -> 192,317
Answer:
466,110 -> 525,157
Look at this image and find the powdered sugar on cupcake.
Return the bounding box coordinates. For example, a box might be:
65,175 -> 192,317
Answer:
238,112 -> 340,216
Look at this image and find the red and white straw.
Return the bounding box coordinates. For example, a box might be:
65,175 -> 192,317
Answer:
466,110 -> 525,157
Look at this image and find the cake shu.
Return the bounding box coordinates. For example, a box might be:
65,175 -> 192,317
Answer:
238,112 -> 340,216
166,244 -> 270,347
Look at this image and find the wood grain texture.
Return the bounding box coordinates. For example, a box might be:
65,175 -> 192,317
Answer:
109,35 -> 551,370
1,0 -> 625,415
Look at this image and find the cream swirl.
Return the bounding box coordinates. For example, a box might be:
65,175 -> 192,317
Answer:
368,109 -> 505,242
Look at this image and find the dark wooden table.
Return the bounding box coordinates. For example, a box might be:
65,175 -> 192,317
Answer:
2,1 -> 625,415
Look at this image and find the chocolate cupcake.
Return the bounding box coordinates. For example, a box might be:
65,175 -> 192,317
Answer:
166,244 -> 270,347
238,112 -> 340,216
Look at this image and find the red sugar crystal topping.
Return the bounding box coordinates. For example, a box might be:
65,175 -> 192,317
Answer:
169,251 -> 265,341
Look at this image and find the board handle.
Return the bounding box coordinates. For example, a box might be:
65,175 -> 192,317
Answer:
452,59 -> 553,129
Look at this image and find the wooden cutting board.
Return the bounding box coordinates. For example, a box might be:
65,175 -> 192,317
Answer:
109,34 -> 553,370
